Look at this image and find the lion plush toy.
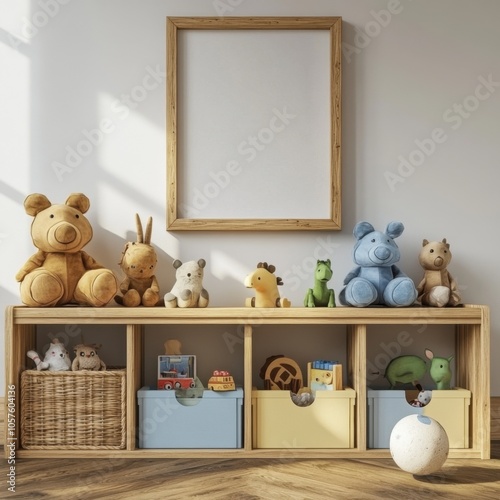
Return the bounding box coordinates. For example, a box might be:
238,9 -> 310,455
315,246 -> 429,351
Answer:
15,193 -> 117,307
164,259 -> 209,308
417,238 -> 462,307
339,221 -> 418,307
115,214 -> 160,307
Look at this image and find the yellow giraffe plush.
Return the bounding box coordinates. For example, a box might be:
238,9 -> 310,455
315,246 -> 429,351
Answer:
244,262 -> 291,308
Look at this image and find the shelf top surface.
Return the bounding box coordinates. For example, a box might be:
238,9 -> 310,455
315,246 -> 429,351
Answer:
7,304 -> 488,325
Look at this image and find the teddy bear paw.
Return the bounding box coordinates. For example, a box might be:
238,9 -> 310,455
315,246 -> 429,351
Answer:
122,289 -> 141,307
142,288 -> 159,307
164,292 -> 178,308
90,271 -> 118,306
428,286 -> 451,307
21,270 -> 64,307
342,278 -> 377,307
384,277 -> 418,307
197,289 -> 209,308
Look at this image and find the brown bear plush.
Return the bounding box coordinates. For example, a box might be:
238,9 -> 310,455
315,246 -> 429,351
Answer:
15,193 -> 117,307
417,238 -> 462,307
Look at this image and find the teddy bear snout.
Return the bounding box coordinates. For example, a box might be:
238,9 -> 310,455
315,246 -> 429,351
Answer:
54,223 -> 78,244
434,256 -> 444,267
373,246 -> 391,261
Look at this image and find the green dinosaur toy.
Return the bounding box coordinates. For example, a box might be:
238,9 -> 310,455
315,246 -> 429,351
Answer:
304,260 -> 336,307
384,355 -> 427,388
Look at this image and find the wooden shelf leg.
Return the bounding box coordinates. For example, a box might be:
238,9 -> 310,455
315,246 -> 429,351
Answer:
126,324 -> 143,452
244,324 -> 252,451
347,324 -> 366,452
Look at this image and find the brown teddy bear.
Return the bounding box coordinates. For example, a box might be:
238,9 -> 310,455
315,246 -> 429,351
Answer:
417,238 -> 462,307
115,214 -> 160,307
15,193 -> 117,307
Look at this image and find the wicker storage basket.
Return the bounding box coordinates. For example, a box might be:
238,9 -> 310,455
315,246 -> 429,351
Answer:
20,369 -> 126,450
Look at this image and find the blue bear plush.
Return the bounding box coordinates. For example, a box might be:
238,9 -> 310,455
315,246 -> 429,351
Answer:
339,221 -> 418,307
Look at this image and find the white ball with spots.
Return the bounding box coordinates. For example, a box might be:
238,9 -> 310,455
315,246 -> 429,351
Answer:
390,414 -> 449,475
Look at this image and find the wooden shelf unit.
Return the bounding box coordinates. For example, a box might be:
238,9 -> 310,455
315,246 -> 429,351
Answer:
4,304 -> 490,459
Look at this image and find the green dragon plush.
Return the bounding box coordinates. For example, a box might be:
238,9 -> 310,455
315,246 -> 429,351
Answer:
304,260 -> 336,307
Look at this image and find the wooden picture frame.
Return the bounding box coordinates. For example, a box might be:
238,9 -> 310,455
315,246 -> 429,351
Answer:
166,17 -> 342,231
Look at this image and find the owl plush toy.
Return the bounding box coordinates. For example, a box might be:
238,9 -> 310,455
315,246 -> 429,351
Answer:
72,344 -> 106,371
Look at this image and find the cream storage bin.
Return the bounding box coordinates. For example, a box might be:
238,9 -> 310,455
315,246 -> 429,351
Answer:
367,388 -> 471,448
252,388 -> 355,448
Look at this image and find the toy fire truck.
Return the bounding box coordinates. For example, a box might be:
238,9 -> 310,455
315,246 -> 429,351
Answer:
157,355 -> 196,390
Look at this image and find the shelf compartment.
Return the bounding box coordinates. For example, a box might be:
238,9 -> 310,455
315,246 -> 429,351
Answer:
137,387 -> 243,449
20,369 -> 126,450
367,387 -> 471,449
252,388 -> 355,449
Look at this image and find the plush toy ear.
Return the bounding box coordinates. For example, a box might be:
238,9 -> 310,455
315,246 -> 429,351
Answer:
353,222 -> 374,240
135,213 -> 144,243
422,239 -> 429,246
119,243 -> 130,265
442,238 -> 450,249
385,221 -> 404,239
197,259 -> 206,269
65,193 -> 90,214
144,217 -> 153,245
173,259 -> 183,269
425,348 -> 434,360
24,193 -> 52,216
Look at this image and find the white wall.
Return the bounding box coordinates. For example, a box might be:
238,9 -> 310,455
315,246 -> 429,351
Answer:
1,0 -> 499,394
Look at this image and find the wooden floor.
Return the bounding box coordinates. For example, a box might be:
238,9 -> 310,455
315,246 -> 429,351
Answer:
2,442 -> 499,499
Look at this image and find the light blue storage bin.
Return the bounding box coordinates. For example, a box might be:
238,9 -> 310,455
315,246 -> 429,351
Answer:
367,389 -> 424,449
137,387 -> 243,449
367,388 -> 470,449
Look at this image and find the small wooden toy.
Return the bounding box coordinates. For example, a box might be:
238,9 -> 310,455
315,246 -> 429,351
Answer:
208,370 -> 235,391
308,360 -> 342,391
158,355 -> 196,390
157,340 -> 196,390
260,355 -> 302,393
408,383 -> 433,407
304,260 -> 336,307
244,262 -> 291,308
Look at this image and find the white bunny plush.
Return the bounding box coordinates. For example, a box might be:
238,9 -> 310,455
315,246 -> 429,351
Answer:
27,339 -> 71,371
